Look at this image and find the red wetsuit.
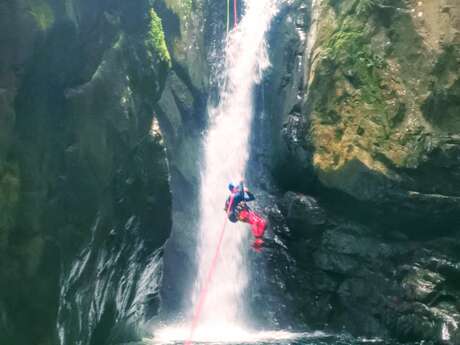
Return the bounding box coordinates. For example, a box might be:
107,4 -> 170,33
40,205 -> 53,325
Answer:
225,182 -> 267,245
237,208 -> 267,240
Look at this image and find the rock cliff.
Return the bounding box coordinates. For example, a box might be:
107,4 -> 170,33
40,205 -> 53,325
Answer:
264,0 -> 460,343
0,0 -> 173,344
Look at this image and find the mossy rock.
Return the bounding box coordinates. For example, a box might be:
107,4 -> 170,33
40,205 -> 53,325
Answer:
308,0 -> 434,183
146,8 -> 171,66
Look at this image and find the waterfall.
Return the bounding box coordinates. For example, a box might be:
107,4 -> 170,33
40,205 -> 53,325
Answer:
153,0 -> 281,342
155,0 -> 283,343
191,0 -> 280,330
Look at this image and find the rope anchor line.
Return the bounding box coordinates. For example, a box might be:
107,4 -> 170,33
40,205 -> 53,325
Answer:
184,194 -> 236,345
227,0 -> 238,34
233,0 -> 238,27
184,3 -> 240,342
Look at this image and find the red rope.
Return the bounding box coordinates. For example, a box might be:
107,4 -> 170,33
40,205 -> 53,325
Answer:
233,0 -> 238,27
184,193 -> 236,345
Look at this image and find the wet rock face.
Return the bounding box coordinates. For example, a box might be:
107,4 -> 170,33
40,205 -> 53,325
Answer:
261,0 -> 460,344
153,0 -> 215,319
263,191 -> 460,344
0,0 -> 172,344
280,192 -> 327,231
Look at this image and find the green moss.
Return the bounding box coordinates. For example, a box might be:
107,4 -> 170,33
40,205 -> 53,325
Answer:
325,29 -> 363,60
27,0 -> 55,31
146,8 -> 171,66
324,17 -> 387,105
315,5 -> 398,147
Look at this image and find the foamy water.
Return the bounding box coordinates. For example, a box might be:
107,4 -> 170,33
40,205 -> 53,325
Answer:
149,325 -> 326,344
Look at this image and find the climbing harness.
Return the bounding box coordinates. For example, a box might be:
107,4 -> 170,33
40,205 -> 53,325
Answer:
184,193 -> 236,345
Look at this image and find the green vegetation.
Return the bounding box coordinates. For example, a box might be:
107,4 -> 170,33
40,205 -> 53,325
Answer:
27,0 -> 55,31
324,20 -> 385,104
146,8 -> 171,66
310,1 -> 404,172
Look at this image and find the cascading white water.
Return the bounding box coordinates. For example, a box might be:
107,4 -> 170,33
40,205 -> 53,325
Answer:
190,0 -> 281,333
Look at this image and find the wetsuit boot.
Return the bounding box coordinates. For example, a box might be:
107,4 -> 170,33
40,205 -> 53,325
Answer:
238,209 -> 267,250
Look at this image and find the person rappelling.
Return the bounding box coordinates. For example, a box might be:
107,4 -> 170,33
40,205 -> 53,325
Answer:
225,180 -> 267,250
